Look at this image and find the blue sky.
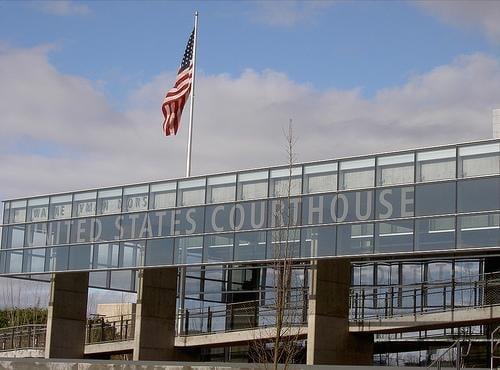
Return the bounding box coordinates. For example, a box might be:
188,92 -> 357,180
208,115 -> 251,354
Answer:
1,1 -> 498,106
0,0 -> 499,203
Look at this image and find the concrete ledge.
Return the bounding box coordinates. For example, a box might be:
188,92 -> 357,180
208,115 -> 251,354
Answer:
84,340 -> 134,355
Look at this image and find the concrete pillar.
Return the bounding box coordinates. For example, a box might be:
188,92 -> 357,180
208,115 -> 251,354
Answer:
45,271 -> 89,359
133,267 -> 178,361
306,259 -> 373,365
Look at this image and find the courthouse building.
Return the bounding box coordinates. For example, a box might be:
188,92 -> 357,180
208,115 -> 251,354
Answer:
0,135 -> 499,365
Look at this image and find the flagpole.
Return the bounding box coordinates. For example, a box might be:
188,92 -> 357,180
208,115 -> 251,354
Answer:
186,11 -> 198,177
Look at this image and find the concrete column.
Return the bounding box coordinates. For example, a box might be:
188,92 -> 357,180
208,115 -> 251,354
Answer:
133,267 -> 178,361
45,271 -> 89,359
306,259 -> 373,365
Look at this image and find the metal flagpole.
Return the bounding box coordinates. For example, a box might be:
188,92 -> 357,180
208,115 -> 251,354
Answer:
185,11 -> 198,177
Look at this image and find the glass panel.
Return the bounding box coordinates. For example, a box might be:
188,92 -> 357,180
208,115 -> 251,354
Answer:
68,244 -> 92,270
270,167 -> 302,197
27,197 -> 49,222
120,240 -> 142,268
234,231 -> 266,261
24,222 -> 48,247
110,270 -> 134,291
121,212 -> 151,239
45,246 -> 69,271
337,223 -> 374,256
376,186 -> 414,219
177,178 -> 206,206
22,248 -> 46,273
2,202 -> 9,224
303,162 -> 337,193
148,209 -> 174,237
458,214 -> 499,249
97,188 -> 123,215
49,194 -> 72,220
93,243 -> 119,269
9,200 -> 27,223
203,234 -> 234,263
375,220 -> 413,253
237,171 -> 268,200
301,194 -> 335,225
458,178 -> 500,213
1,227 -> 6,249
207,174 -> 236,203
175,236 -> 203,264
339,158 -> 375,190
300,226 -> 336,257
73,191 -> 97,217
266,229 -> 300,259
89,271 -> 109,288
459,143 -> 500,177
70,218 -> 95,243
123,185 -> 149,212
47,220 -> 71,246
234,201 -> 267,231
95,215 -> 122,242
416,148 -> 456,182
150,182 -> 176,209
5,250 -> 23,273
205,204 -> 233,232
175,207 -> 204,235
6,225 -> 25,248
268,198 -> 301,227
145,238 -> 174,266
415,217 -> 455,251
339,190 -> 374,222
415,182 -> 455,216
377,154 -> 414,186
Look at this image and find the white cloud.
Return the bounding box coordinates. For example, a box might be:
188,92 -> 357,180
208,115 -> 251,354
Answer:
0,45 -> 499,204
250,0 -> 335,27
415,0 -> 500,43
32,0 -> 90,16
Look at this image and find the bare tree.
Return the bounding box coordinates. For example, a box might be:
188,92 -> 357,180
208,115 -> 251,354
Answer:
250,120 -> 305,369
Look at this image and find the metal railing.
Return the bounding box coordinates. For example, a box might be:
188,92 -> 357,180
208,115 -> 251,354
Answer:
85,314 -> 135,344
0,324 -> 46,351
427,339 -> 472,369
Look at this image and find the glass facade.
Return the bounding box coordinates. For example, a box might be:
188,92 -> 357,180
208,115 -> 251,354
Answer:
0,139 -> 498,277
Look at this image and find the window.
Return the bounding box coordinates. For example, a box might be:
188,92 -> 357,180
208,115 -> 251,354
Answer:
68,244 -> 92,270
73,191 -> 97,217
458,214 -> 499,249
237,171 -> 268,200
27,198 -> 49,222
375,220 -> 413,253
377,154 -> 414,186
415,217 -> 455,251
234,231 -> 266,261
415,182 -> 455,216
2,202 -> 9,225
145,238 -> 174,266
150,182 -> 176,209
457,178 -> 500,213
9,200 -> 27,223
300,226 -> 336,257
303,162 -> 337,193
203,234 -> 234,263
337,223 -> 374,256
24,222 -> 48,247
416,148 -> 456,182
459,143 -> 499,177
177,178 -> 206,206
93,243 -> 119,269
22,248 -> 46,273
97,188 -> 122,215
49,195 -> 72,220
175,236 -> 203,264
123,185 -> 149,212
339,158 -> 375,190
270,167 -> 302,197
207,174 -> 236,203
266,229 -> 300,259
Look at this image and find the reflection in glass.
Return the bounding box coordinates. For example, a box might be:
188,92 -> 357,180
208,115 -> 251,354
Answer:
207,174 -> 236,203
375,220 -> 413,253
175,236 -> 203,264
22,248 -> 46,273
49,195 -> 72,220
458,214 -> 499,249
234,231 -> 266,261
145,238 -> 174,266
73,192 -> 97,217
459,143 -> 499,177
416,148 -> 456,182
69,244 -> 92,270
120,241 -> 142,267
5,250 -> 23,273
303,162 -> 337,193
9,200 -> 27,224
270,167 -> 302,197
415,182 -> 455,216
47,220 -> 71,246
70,218 -> 95,243
337,223 -> 373,255
97,188 -> 123,215
148,210 -> 174,237
25,223 -> 48,247
237,171 -> 268,200
27,198 -> 49,222
110,270 -> 135,291
95,215 -> 122,242
178,178 -> 206,206
93,243 -> 119,269
415,217 -> 455,251
266,229 -> 300,259
268,198 -> 301,227
123,185 -> 149,212
377,154 -> 414,186
6,225 -> 25,249
150,182 -> 176,209
45,246 -> 69,271
458,178 -> 500,213
2,202 -> 9,225
203,234 -> 234,263
339,158 -> 375,190
121,213 -> 151,239
300,226 -> 335,257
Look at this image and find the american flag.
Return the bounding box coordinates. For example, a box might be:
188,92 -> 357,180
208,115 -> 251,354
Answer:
162,30 -> 194,136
